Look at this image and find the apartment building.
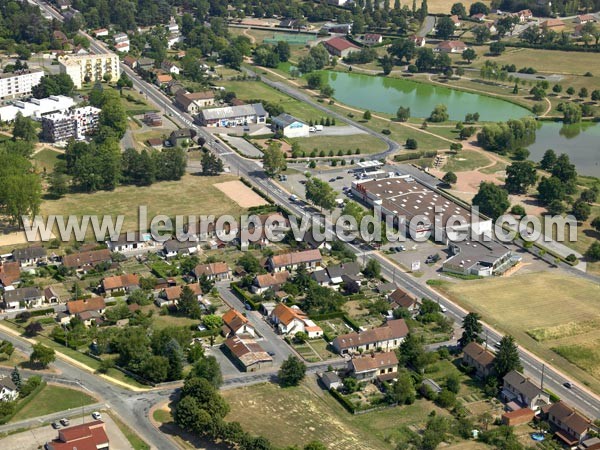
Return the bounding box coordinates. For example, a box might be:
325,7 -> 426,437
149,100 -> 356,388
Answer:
58,53 -> 120,88
41,106 -> 101,142
0,69 -> 44,100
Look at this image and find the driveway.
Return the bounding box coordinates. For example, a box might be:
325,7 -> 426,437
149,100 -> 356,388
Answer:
219,134 -> 263,158
308,126 -> 367,137
217,284 -> 294,366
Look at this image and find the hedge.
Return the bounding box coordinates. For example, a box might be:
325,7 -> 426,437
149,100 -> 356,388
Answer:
29,308 -> 55,317
0,380 -> 47,425
230,283 -> 260,310
545,389 -> 560,403
329,388 -> 356,414
394,151 -> 438,162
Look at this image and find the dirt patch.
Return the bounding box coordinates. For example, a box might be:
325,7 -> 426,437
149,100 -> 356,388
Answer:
214,180 -> 269,208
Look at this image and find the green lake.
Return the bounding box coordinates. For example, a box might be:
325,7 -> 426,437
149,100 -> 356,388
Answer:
527,121 -> 600,178
323,71 -> 531,122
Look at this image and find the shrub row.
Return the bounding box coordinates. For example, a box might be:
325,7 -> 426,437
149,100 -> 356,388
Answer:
394,151 -> 438,162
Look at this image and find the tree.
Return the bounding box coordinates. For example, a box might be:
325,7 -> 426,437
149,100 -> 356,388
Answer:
538,176 -> 565,205
566,86 -> 575,95
381,55 -> 393,75
387,370 -> 416,404
530,85 -> 546,101
310,45 -> 330,70
12,113 -> 38,142
25,321 -> 43,336
442,171 -> 457,185
388,39 -> 416,64
263,142 -> 286,177
363,110 -> 372,120
586,242 -> 600,262
436,16 -> 455,40
429,104 -> 449,122
415,48 -> 436,72
306,72 -> 322,90
48,171 -> 69,198
592,90 -> 600,101
451,2 -> 467,18
562,102 -> 582,124
459,312 -> 483,347
117,72 -> 133,89
237,253 -> 262,274
320,84 -> 334,98
473,26 -> 492,44
298,55 -> 316,74
178,285 -> 202,319
540,149 -> 557,171
405,138 -> 418,149
304,442 -> 327,450
201,151 -> 224,176
552,154 -> 577,185
462,48 -> 476,64
203,315 -> 223,330
505,162 -> 537,194
494,335 -> 522,378
362,259 -> 381,279
591,216 -> 600,232
11,366 -> 21,390
396,106 -> 410,122
578,87 -> 588,99
572,200 -> 591,222
32,74 -> 74,98
305,178 -> 336,211
472,182 -> 510,220
30,343 -> 55,368
553,84 -> 563,94
278,356 -> 306,387
469,1 -> 489,15
189,356 -> 223,388
99,95 -> 128,139
489,41 -> 505,55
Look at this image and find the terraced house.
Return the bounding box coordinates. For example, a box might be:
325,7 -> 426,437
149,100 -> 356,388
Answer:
332,319 -> 409,355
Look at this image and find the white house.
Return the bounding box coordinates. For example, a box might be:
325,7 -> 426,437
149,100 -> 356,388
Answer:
349,351 -> 399,382
332,319 -> 409,354
106,232 -> 154,253
161,61 -> 181,75
363,33 -> 383,45
271,113 -> 310,138
267,249 -> 322,273
0,378 -> 18,401
222,309 -> 255,337
270,303 -> 323,338
3,287 -> 44,309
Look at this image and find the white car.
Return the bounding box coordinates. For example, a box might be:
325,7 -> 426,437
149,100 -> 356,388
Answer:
92,411 -> 102,420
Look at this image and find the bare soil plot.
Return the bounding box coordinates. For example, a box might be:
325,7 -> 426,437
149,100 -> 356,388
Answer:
214,180 -> 269,208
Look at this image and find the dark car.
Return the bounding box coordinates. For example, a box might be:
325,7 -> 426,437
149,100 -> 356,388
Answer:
52,422 -> 61,429
563,382 -> 573,389
267,351 -> 275,356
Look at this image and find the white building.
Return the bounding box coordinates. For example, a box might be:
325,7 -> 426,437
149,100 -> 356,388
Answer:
197,103 -> 268,127
41,106 -> 101,142
0,69 -> 44,100
270,303 -> 323,338
58,53 -> 121,89
0,95 -> 75,122
0,378 -> 18,401
271,113 -> 310,138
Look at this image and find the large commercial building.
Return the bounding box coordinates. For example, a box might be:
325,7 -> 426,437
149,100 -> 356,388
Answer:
271,113 -> 310,138
351,174 -> 514,276
0,69 -> 44,100
0,95 -> 74,122
58,53 -> 120,88
196,103 -> 268,127
41,106 -> 101,142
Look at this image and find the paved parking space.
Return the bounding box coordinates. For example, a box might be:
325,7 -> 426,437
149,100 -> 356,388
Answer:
382,240 -> 448,278
220,134 -> 263,157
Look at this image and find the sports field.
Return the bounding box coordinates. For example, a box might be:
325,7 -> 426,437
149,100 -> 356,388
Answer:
433,271 -> 600,391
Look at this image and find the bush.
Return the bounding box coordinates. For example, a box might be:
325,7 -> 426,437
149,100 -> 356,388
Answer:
510,205 -> 526,217
405,138 -> 418,149
381,129 -> 391,135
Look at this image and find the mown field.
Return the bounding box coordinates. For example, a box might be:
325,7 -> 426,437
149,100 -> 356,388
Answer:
288,133 -> 388,155
11,384 -> 96,422
433,271 -> 600,392
40,174 -> 247,235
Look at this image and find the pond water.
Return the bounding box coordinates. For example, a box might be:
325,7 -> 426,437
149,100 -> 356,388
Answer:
322,71 -> 531,122
527,121 -> 600,178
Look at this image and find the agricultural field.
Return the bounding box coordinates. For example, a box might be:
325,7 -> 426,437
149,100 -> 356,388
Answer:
432,271 -> 600,392
40,174 -> 248,235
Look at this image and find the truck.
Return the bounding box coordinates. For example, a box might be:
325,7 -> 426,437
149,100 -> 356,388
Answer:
314,125 -> 324,131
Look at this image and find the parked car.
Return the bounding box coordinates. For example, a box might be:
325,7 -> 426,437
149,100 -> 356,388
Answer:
336,176 -> 343,180
425,253 -> 440,264
60,418 -> 70,426
92,411 -> 102,420
52,422 -> 61,429
267,351 -> 275,356
329,178 -> 336,182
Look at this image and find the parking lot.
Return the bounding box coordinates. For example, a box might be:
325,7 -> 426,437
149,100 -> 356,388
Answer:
0,413 -> 132,450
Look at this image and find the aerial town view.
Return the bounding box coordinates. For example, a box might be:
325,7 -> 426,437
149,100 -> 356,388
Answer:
0,0 -> 599,449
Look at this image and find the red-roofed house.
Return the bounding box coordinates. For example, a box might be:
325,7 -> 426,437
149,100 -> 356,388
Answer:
101,273 -> 140,294
267,249 -> 322,273
575,14 -> 597,24
541,18 -> 565,30
270,303 -> 323,338
435,40 -> 468,53
349,351 -> 399,381
545,401 -> 593,446
222,308 -> 255,337
193,262 -> 231,281
332,319 -> 408,354
409,35 -> 426,47
462,341 -> 496,378
322,37 -> 359,58
450,15 -> 462,27
46,420 -> 109,450
363,33 -> 383,45
471,13 -> 486,21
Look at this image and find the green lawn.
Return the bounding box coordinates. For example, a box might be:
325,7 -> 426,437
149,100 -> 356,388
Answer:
40,174 -> 247,235
11,384 -> 96,422
32,149 -> 63,173
288,133 -> 388,155
108,411 -> 151,450
217,80 -> 329,122
442,150 -> 492,172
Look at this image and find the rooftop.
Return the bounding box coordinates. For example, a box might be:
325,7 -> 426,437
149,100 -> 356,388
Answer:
333,319 -> 409,350
463,341 -> 496,367
324,37 -> 359,52
223,336 -> 272,368
199,103 -> 267,121
269,249 -> 322,268
351,351 -> 398,373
